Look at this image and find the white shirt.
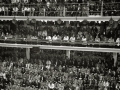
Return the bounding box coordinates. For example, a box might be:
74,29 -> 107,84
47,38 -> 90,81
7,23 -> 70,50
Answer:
82,37 -> 86,41
70,36 -> 75,42
2,7 -> 4,11
46,36 -> 52,41
116,38 -> 120,43
95,37 -> 100,42
26,7 -> 30,12
24,7 -> 27,11
48,83 -> 55,89
52,35 -> 58,41
63,36 -> 69,41
22,7 -> 25,12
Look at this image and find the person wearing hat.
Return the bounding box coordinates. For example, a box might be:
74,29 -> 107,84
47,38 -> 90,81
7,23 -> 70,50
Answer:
91,24 -> 98,40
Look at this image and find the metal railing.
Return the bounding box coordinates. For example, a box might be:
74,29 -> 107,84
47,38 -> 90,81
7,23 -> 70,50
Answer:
0,1 -> 120,17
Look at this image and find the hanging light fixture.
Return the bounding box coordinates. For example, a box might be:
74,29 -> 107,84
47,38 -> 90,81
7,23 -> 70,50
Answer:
57,19 -> 62,25
26,16 -> 30,24
109,17 -> 114,25
118,18 -> 120,24
82,19 -> 88,25
31,18 -> 36,24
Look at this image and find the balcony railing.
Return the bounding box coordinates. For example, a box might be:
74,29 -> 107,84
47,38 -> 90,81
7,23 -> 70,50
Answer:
0,1 -> 120,17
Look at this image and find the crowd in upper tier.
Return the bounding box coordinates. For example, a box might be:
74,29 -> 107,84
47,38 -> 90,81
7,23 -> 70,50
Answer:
0,0 -> 119,16
0,48 -> 120,90
0,20 -> 120,44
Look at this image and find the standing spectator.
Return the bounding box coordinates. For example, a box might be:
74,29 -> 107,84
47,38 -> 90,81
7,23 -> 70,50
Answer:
31,6 -> 35,16
1,6 -> 5,16
4,6 -> 8,16
21,6 -> 25,16
91,24 -> 98,40
13,7 -> 18,16
8,5 -> 13,16
0,6 -> 2,16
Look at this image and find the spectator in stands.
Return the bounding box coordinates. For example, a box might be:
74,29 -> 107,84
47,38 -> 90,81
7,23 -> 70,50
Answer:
48,81 -> 55,90
116,37 -> 120,43
91,24 -> 98,40
13,6 -> 19,16
22,6 -> 25,16
31,6 -> 35,16
57,35 -> 62,41
1,6 -> 4,16
52,34 -> 57,41
46,35 -> 52,41
82,35 -> 87,42
108,37 -> 114,42
63,35 -> 69,42
4,6 -> 8,16
70,34 -> 75,42
95,35 -> 100,42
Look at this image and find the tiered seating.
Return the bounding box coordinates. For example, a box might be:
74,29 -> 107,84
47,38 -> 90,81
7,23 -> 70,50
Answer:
0,20 -> 120,48
0,49 -> 120,90
0,0 -> 120,16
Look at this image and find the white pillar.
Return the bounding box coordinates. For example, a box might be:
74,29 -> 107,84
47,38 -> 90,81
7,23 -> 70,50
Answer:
26,48 -> 30,60
113,52 -> 117,67
66,50 -> 70,59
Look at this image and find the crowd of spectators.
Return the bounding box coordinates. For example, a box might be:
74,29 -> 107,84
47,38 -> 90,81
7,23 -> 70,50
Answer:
0,48 -> 120,90
0,0 -> 120,16
0,20 -> 120,45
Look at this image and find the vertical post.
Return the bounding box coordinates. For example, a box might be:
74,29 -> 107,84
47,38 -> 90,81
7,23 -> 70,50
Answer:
66,50 -> 70,59
63,6 -> 66,17
113,52 -> 117,67
87,1 -> 89,16
26,48 -> 30,60
101,0 -> 103,16
44,7 -> 45,16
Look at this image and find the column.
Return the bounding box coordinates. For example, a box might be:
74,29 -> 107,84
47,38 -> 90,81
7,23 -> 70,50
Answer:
26,48 -> 30,60
113,52 -> 117,67
66,50 -> 70,59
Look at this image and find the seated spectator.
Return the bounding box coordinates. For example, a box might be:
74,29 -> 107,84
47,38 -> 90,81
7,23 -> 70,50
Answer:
46,35 -> 52,41
31,7 -> 35,16
108,37 -> 114,42
82,35 -> 87,42
116,37 -> 120,43
57,35 -> 62,41
70,35 -> 75,42
31,36 -> 38,40
63,35 -> 69,42
95,35 -> 100,42
52,34 -> 58,41
4,6 -> 8,16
